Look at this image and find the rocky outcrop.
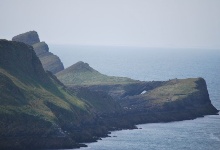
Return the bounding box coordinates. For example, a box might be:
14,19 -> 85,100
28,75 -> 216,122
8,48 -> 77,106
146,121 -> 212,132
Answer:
70,86 -> 122,114
12,31 -> 64,74
85,81 -> 164,100
32,41 -> 49,56
0,40 -> 49,84
82,77 -> 218,116
12,31 -> 40,45
66,63 -> 218,120
119,78 -> 218,114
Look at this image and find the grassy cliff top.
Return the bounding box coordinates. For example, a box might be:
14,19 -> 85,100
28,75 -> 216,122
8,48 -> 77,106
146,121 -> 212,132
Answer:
146,78 -> 199,103
56,61 -> 139,86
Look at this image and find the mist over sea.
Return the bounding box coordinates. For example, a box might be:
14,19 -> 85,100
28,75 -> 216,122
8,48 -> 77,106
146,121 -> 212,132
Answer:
50,45 -> 220,150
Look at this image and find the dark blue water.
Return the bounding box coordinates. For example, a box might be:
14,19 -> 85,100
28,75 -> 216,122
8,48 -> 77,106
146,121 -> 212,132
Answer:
50,45 -> 220,150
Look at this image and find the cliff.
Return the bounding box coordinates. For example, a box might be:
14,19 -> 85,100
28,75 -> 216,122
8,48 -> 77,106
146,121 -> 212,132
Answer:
12,31 -> 40,45
0,39 -> 218,149
57,60 -> 218,119
118,78 -> 218,114
0,40 -> 121,149
56,61 -> 138,86
0,40 -> 49,84
12,31 -> 64,74
65,63 -> 218,121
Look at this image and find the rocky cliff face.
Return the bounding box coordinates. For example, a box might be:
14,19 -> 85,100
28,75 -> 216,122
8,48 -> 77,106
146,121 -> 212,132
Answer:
0,40 -> 49,84
1,35 -> 219,149
67,63 -> 218,119
12,31 -> 40,45
12,31 -> 64,74
32,41 -> 49,56
0,40 -> 124,149
87,78 -> 216,110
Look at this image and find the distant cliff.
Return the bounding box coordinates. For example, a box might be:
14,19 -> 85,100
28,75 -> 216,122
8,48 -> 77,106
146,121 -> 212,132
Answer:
62,61 -> 218,120
56,61 -> 138,86
57,61 -> 218,118
12,31 -> 64,74
12,31 -> 40,45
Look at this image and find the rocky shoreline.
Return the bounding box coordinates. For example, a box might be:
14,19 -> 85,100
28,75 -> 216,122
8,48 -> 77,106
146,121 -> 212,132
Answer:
0,32 -> 218,149
66,105 -> 218,149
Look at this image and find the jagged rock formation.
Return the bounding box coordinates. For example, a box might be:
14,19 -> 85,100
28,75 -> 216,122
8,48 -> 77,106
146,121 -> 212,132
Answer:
56,61 -> 138,86
12,31 -> 64,74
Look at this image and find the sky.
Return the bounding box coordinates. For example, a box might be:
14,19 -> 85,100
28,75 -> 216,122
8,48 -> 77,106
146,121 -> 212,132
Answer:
0,0 -> 220,49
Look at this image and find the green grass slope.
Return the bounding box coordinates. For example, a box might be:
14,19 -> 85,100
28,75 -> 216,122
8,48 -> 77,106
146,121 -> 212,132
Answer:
56,61 -> 139,86
0,40 -> 96,149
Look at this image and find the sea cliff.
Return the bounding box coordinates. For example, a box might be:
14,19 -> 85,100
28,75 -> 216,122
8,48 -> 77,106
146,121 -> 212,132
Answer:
12,31 -> 64,74
0,38 -> 218,149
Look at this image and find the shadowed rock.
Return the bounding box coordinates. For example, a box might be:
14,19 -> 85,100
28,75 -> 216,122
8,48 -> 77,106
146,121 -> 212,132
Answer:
32,41 -> 49,56
12,31 -> 40,45
63,62 -> 218,117
12,31 -> 64,74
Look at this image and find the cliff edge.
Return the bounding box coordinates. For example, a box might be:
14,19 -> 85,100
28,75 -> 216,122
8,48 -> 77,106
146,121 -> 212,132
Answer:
12,31 -> 64,74
0,40 -> 122,149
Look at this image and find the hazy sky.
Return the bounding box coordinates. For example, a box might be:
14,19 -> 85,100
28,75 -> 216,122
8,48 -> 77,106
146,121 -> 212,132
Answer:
0,0 -> 220,49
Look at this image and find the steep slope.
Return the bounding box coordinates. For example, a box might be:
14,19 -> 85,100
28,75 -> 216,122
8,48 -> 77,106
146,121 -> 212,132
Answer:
12,31 -> 64,74
56,61 -> 139,86
71,87 -> 122,114
1,39 -> 218,149
0,40 -> 121,149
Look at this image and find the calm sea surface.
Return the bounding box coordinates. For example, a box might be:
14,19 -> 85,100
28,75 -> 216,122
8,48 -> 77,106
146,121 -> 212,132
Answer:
50,45 -> 220,150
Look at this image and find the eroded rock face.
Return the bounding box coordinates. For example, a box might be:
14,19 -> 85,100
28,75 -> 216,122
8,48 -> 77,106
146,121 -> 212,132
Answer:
32,42 -> 49,56
39,52 -> 65,74
0,40 -> 49,84
12,31 -> 64,74
12,31 -> 40,45
85,78 -> 218,115
32,42 -> 64,74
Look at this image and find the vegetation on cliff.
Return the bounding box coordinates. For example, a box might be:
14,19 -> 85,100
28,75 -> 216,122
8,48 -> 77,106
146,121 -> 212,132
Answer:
0,38 -> 218,149
119,78 -> 218,114
56,61 -> 139,86
0,40 -> 121,149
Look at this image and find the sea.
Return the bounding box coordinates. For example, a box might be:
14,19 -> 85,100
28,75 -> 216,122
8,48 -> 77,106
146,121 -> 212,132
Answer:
50,45 -> 220,150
